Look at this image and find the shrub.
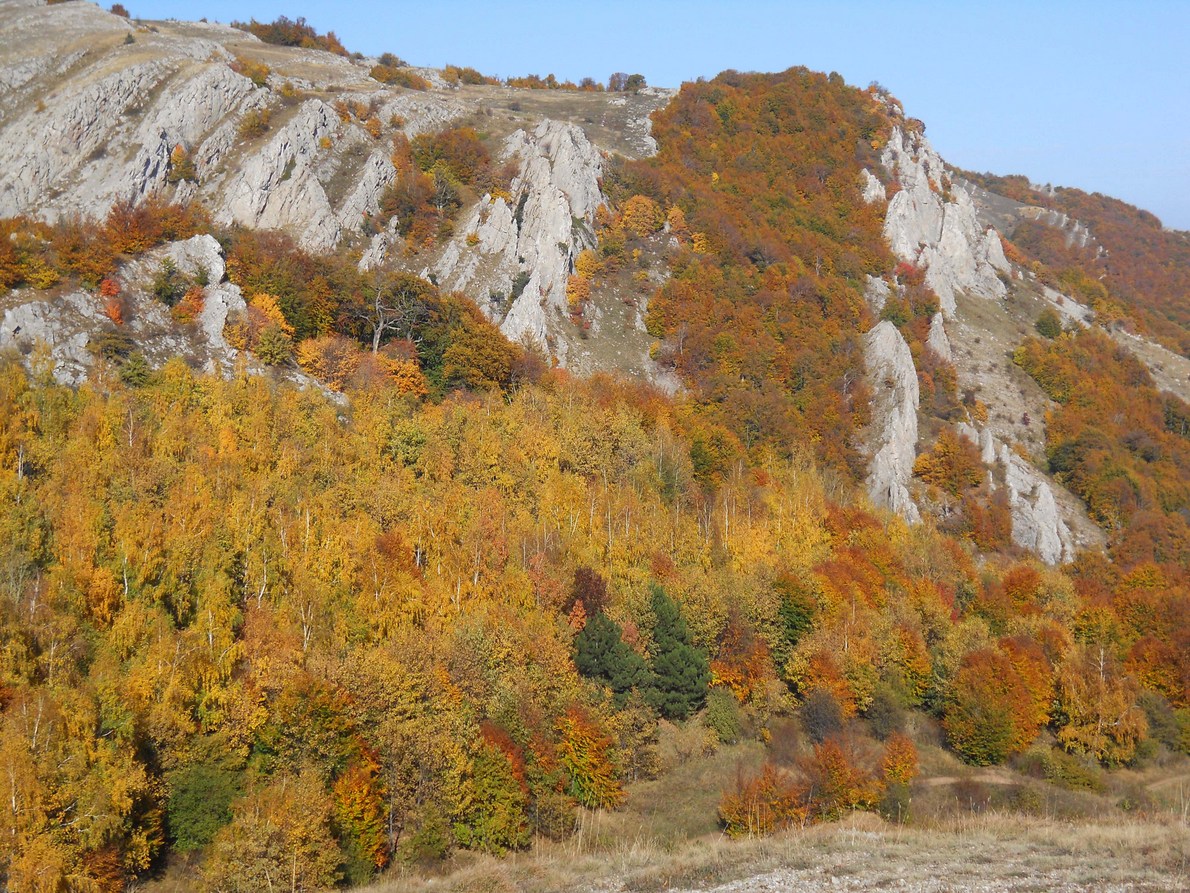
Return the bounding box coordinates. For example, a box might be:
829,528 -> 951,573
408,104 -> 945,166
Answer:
866,683 -> 906,740
370,65 -> 430,91
800,736 -> 883,821
621,194 -> 664,238
556,708 -> 623,809
151,258 -> 187,306
119,351 -> 151,386
230,56 -> 271,88
237,108 -> 271,139
704,688 -> 743,744
165,144 -> 196,184
879,731 -> 919,786
166,763 -> 240,851
801,688 -> 844,744
255,324 -> 293,365
719,763 -> 808,837
453,743 -> 530,853
203,774 -> 341,892
1035,306 -> 1063,339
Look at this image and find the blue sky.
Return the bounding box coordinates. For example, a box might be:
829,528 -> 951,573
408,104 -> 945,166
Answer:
132,0 -> 1190,230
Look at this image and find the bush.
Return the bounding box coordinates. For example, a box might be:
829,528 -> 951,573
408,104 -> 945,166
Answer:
800,736 -> 883,821
704,688 -> 743,744
877,782 -> 911,824
397,806 -> 452,866
119,351 -> 152,386
370,64 -> 430,91
166,763 -> 240,851
152,258 -> 187,306
230,56 -> 270,88
1035,307 -> 1063,339
237,108 -> 271,139
719,763 -> 807,837
1138,691 -> 1190,754
255,323 -> 294,366
230,16 -> 348,56
867,683 -> 906,740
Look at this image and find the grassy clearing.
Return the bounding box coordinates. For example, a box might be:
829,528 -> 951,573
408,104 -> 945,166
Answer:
360,811 -> 1188,893
356,720 -> 1189,893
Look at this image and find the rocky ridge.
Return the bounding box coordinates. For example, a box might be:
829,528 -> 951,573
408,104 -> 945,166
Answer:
863,321 -> 922,524
0,0 -> 672,371
432,119 -> 604,359
860,123 -> 1105,560
877,126 -> 1011,318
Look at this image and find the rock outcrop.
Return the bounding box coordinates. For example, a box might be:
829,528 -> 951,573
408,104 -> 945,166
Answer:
864,321 -> 921,523
955,422 -> 1074,565
926,312 -> 953,363
434,119 -> 605,354
0,0 -> 464,256
216,99 -> 343,252
863,275 -> 890,314
860,169 -> 886,204
880,126 -> 1010,317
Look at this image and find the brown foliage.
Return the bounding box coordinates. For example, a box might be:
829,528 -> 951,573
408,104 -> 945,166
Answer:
719,763 -> 808,837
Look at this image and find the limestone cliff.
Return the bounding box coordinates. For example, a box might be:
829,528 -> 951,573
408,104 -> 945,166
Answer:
433,120 -> 604,357
0,0 -> 666,373
0,0 -> 460,257
864,321 -> 921,523
878,126 -> 1010,317
0,234 -> 332,395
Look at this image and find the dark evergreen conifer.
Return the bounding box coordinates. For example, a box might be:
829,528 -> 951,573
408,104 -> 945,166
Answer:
574,611 -> 647,704
645,585 -> 710,720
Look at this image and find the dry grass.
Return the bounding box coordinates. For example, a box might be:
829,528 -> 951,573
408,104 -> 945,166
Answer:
357,730 -> 1190,893
359,810 -> 1188,893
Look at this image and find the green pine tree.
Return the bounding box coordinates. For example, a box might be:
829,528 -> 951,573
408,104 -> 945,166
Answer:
574,611 -> 647,704
645,585 -> 709,720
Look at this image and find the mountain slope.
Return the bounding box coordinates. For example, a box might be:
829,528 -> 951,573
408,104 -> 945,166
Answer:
0,5 -> 1188,892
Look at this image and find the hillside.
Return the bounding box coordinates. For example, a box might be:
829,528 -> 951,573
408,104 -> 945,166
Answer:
959,170 -> 1190,357
0,2 -> 1188,892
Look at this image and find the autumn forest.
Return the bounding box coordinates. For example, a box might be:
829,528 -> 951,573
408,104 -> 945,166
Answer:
0,21 -> 1188,893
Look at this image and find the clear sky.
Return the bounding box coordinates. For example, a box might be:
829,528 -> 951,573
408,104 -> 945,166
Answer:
130,0 -> 1190,230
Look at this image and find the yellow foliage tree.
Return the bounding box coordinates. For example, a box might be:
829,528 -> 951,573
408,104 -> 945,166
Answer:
620,194 -> 664,238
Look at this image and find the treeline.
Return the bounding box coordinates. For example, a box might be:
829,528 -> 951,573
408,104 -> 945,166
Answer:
230,15 -> 349,57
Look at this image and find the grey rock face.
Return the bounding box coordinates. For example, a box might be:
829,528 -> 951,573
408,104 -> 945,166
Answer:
926,312 -> 953,363
952,422 -> 1073,565
434,119 -> 605,354
1,235 -> 241,384
217,99 -> 342,252
880,127 -> 1009,317
864,275 -> 890,314
864,320 -> 921,523
999,441 -> 1073,565
0,1 -> 463,257
1,294 -> 98,386
860,169 -> 886,204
